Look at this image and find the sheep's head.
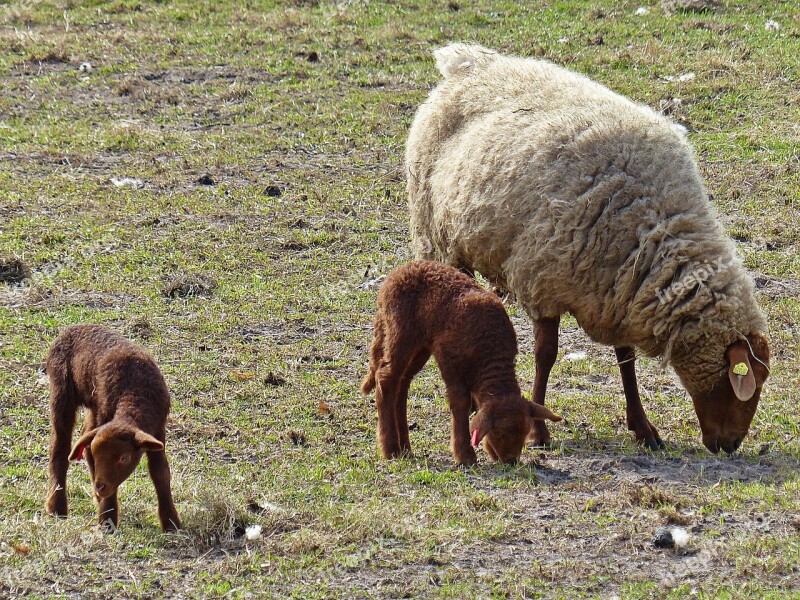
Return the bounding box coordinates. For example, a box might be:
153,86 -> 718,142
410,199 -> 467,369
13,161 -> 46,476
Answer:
470,396 -> 561,463
69,422 -> 164,499
685,333 -> 770,454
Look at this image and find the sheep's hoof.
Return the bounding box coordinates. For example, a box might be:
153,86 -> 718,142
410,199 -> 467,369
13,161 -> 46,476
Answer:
641,436 -> 666,451
636,430 -> 666,451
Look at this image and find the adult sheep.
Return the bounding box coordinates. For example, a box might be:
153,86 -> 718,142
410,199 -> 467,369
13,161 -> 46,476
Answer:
406,43 -> 770,454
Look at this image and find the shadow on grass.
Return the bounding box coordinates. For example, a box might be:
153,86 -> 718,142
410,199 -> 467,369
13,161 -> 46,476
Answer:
532,437 -> 800,487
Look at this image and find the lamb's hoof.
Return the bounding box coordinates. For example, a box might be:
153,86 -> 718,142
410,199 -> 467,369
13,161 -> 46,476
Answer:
454,451 -> 478,466
384,449 -> 412,460
381,447 -> 403,460
528,421 -> 552,448
162,518 -> 182,533
99,518 -> 118,535
527,435 -> 553,449
45,499 -> 68,518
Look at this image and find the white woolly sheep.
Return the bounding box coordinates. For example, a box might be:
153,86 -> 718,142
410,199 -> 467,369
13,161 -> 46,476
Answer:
406,43 -> 770,454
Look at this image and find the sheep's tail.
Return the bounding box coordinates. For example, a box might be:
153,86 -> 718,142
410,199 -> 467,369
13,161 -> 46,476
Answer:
361,313 -> 385,396
434,43 -> 498,79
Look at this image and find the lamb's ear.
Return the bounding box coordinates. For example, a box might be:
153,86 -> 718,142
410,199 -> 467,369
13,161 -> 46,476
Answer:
469,410 -> 492,447
527,401 -> 562,423
133,430 -> 165,452
727,341 -> 757,402
69,428 -> 99,461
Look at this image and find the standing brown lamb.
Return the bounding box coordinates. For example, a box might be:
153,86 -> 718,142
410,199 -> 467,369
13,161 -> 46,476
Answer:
44,324 -> 181,532
362,260 -> 561,465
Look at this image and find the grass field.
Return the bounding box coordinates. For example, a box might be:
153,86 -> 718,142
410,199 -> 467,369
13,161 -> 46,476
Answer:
1,0 -> 799,597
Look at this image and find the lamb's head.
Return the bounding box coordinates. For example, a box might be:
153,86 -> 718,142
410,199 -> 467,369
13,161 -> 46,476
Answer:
69,422 -> 164,499
470,396 -> 561,463
674,333 -> 770,454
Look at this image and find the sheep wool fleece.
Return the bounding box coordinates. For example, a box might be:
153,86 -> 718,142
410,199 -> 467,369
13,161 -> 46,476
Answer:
406,43 -> 767,398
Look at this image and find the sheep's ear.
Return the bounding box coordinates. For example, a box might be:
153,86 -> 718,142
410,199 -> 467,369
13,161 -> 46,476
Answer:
469,410 -> 492,447
727,341 -> 757,402
133,430 -> 165,452
528,401 -> 562,423
69,428 -> 99,461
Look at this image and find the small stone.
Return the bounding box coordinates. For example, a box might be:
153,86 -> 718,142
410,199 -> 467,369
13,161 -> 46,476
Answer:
654,526 -> 675,548
264,185 -> 283,197
0,257 -> 31,284
263,372 -> 287,386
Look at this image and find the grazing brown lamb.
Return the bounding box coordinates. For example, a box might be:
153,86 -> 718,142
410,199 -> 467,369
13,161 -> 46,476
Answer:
361,260 -> 561,465
44,324 -> 181,532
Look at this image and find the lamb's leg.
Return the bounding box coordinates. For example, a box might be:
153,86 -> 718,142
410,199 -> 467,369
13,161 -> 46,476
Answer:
615,346 -> 665,450
97,492 -> 119,533
483,440 -> 499,461
45,380 -> 77,518
376,370 -> 403,459
395,350 -> 431,454
85,446 -> 118,532
530,317 -> 559,447
443,382 -> 477,465
147,450 -> 181,532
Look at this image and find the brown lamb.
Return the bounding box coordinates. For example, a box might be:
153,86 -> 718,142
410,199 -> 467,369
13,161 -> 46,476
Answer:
362,260 -> 562,465
44,324 -> 181,532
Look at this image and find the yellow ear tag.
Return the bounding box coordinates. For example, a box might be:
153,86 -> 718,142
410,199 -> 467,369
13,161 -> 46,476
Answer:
733,362 -> 749,377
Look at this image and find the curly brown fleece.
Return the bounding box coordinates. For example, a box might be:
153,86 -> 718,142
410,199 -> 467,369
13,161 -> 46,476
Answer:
45,324 -> 181,532
362,260 -> 560,465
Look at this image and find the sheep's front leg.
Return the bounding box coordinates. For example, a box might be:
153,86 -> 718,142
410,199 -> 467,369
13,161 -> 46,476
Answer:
530,317 -> 559,447
446,384 -> 477,465
97,492 -> 119,534
615,346 -> 665,450
45,385 -> 77,518
147,450 -> 181,532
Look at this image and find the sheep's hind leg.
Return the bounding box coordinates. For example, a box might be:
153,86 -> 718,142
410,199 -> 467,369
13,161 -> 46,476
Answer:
529,317 -> 560,448
615,346 -> 665,451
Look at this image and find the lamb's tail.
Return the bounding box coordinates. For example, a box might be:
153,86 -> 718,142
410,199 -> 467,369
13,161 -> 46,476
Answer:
361,367 -> 377,396
361,314 -> 385,396
434,43 -> 498,79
